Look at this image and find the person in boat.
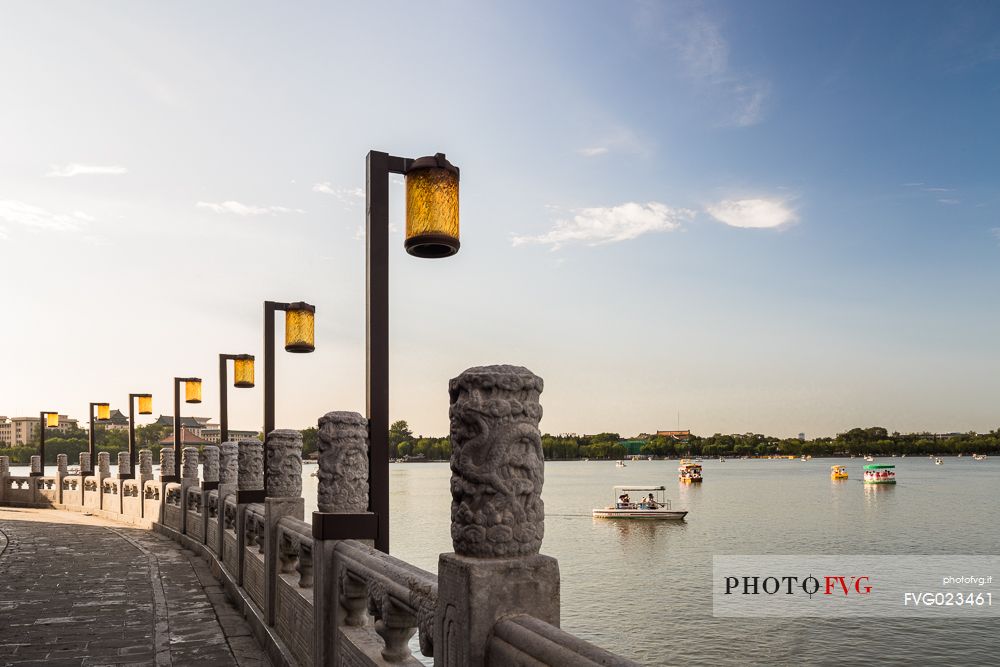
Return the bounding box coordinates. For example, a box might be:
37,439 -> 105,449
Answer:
646,493 -> 659,509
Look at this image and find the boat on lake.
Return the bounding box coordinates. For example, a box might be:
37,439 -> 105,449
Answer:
863,464 -> 896,484
934,458 -> 943,465
678,459 -> 703,483
864,455 -> 875,462
831,465 -> 848,480
592,485 -> 687,520
973,454 -> 987,461
616,460 -> 627,468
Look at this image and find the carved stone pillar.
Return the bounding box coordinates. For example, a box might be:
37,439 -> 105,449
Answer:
139,449 -> 153,478
435,365 -> 558,667
313,411 -> 374,667
117,451 -> 131,479
181,447 -> 199,481
202,445 -> 220,484
79,452 -> 91,475
57,454 -> 68,476
159,447 -> 174,482
234,439 -> 264,586
264,429 -> 304,625
30,455 -> 42,475
216,442 -> 239,556
97,452 -> 111,478
0,456 -> 7,504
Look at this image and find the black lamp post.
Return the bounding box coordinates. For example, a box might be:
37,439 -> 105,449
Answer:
171,377 -> 202,482
126,393 -> 153,479
365,151 -> 460,553
34,411 -> 59,477
262,301 -> 314,498
88,402 -> 111,472
220,353 -> 255,444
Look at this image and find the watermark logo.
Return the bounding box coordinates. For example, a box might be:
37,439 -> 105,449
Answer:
714,556 -> 997,618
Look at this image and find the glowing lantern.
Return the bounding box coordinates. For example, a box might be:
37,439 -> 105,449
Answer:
138,395 -> 153,415
46,413 -> 59,428
404,153 -> 460,258
234,355 -> 255,388
97,403 -> 110,421
185,379 -> 202,404
284,303 -> 315,353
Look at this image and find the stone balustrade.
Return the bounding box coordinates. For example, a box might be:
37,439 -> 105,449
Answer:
0,366 -> 640,667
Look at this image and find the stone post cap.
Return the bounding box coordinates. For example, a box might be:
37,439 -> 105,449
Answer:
138,449 -> 153,475
181,446 -> 200,480
265,429 -> 303,498
0,456 -> 9,475
319,411 -> 367,428
202,445 -> 220,483
219,442 -> 239,485
97,452 -> 111,474
237,440 -> 264,491
317,411 -> 369,513
449,365 -> 544,412
30,455 -> 41,473
117,451 -> 131,474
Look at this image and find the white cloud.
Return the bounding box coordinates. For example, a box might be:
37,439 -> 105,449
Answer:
731,81 -> 770,127
706,198 -> 796,229
46,163 -> 128,177
312,182 -> 364,208
196,201 -> 304,216
991,228 -> 1000,243
512,202 -> 694,249
0,200 -> 90,232
937,198 -> 960,205
577,147 -> 609,157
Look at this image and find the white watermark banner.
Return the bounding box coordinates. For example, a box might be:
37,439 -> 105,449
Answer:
713,555 -> 999,617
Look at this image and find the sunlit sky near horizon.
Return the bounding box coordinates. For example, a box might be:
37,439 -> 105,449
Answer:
2,1 -> 999,439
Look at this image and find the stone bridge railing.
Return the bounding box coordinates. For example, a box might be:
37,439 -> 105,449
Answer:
0,366 -> 640,667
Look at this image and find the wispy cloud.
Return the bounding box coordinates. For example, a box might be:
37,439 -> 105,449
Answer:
923,187 -> 955,193
0,200 -> 92,232
46,163 -> 128,177
991,228 -> 1000,244
313,182 -> 364,208
577,147 -> 609,157
196,201 -> 305,216
706,198 -> 796,229
512,202 -> 695,249
635,5 -> 770,127
937,198 -> 960,205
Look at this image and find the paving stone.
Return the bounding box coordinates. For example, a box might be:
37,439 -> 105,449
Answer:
0,510 -> 272,667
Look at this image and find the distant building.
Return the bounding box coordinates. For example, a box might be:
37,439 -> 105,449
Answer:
0,414 -> 79,446
158,428 -> 211,447
621,440 -> 647,456
104,409 -> 131,432
199,429 -> 260,444
655,430 -> 691,442
152,415 -> 216,438
798,433 -> 806,441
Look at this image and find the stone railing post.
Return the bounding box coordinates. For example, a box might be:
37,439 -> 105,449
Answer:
180,446 -> 200,533
97,452 -> 111,479
159,447 -> 174,482
0,455 -> 9,503
79,452 -> 91,476
235,439 -> 264,586
201,445 -> 220,544
57,453 -> 68,476
216,442 -> 239,555
311,411 -> 372,667
264,429 -> 304,625
117,451 -> 131,479
435,365 -> 556,667
30,455 -> 42,476
138,449 -> 153,483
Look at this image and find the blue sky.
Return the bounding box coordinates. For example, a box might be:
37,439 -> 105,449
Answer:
1,1 -> 998,438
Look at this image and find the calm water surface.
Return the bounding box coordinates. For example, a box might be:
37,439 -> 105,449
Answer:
312,457 -> 999,666
19,457 -> 997,665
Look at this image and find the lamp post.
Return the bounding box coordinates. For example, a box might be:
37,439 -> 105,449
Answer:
34,411 -> 60,477
126,394 -> 153,479
365,151 -> 460,553
262,301 -> 314,496
220,353 -> 255,444
89,402 -> 111,471
171,377 -> 202,482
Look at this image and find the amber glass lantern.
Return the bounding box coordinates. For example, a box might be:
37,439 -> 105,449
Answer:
234,355 -> 255,388
185,379 -> 202,404
404,153 -> 460,258
137,395 -> 153,415
46,412 -> 60,428
284,302 -> 315,353
97,403 -> 111,421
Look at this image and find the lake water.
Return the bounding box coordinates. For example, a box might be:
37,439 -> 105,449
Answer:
13,457 -> 998,665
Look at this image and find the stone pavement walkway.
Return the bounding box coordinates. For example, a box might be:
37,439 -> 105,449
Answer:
0,507 -> 272,666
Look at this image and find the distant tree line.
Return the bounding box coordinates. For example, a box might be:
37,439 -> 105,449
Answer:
4,423 -> 998,466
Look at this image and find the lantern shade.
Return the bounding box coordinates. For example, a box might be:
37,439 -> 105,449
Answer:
234,356 -> 255,388
138,395 -> 153,415
405,153 -> 460,258
97,404 -> 110,421
285,304 -> 315,353
185,379 -> 202,404
46,413 -> 59,428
